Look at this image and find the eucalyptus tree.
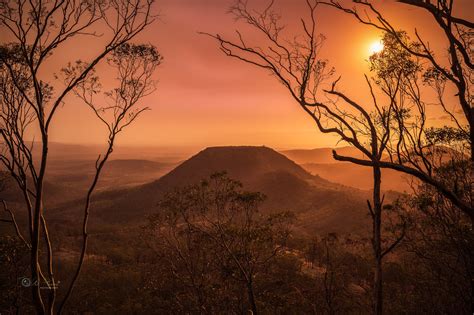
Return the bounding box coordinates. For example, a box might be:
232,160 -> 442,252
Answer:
0,0 -> 160,313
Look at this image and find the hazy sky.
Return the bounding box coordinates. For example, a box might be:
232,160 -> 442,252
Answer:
46,0 -> 473,150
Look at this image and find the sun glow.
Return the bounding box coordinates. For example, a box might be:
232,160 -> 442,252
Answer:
369,41 -> 384,55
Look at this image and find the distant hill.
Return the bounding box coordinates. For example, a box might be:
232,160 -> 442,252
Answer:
0,171 -> 79,206
281,147 -> 411,192
302,162 -> 412,192
280,146 -> 366,164
87,146 -> 370,235
28,142 -> 191,162
46,158 -> 177,194
105,159 -> 168,171
0,159 -> 177,209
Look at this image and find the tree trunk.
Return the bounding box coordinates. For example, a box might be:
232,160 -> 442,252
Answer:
469,107 -> 474,314
469,106 -> 474,163
31,212 -> 45,315
372,164 -> 383,315
247,278 -> 258,315
31,139 -> 49,315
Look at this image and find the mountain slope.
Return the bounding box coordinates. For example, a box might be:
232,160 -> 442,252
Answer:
87,146 -> 369,235
156,146 -> 314,186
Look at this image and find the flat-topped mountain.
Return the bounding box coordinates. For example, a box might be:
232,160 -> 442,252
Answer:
86,146 -> 369,235
156,146 -> 319,187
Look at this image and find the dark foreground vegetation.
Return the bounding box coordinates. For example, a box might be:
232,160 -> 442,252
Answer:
1,164 -> 472,314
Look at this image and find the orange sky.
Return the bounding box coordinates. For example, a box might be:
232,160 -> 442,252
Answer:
45,0 -> 473,150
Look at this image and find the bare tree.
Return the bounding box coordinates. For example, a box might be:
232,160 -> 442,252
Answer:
58,42 -> 161,313
201,1 -> 410,314
0,0 -> 159,313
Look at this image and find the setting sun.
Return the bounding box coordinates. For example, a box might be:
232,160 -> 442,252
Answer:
369,41 -> 384,55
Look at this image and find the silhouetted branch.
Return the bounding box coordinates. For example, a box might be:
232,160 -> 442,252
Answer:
1,200 -> 30,248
